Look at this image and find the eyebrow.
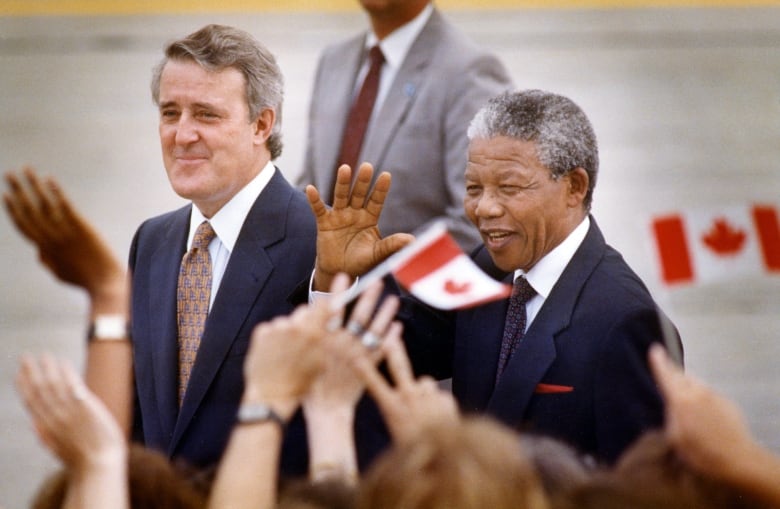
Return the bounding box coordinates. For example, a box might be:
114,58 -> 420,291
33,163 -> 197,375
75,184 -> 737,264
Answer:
158,101 -> 220,111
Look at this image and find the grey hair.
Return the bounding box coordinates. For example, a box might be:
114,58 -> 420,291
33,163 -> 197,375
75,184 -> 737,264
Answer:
151,24 -> 284,160
467,90 -> 598,210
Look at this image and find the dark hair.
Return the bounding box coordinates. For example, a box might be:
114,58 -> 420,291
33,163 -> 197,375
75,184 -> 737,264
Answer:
151,24 -> 284,159
468,90 -> 598,210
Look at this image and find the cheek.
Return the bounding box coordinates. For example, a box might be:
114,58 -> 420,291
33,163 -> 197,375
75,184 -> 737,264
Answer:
463,197 -> 477,223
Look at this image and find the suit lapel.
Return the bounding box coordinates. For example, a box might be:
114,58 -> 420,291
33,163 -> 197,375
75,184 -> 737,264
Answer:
148,207 -> 190,440
361,11 -> 444,170
487,219 -> 607,425
170,171 -> 292,451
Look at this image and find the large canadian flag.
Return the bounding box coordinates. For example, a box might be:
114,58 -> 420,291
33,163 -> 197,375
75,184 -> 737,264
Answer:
348,222 -> 511,310
651,204 -> 780,285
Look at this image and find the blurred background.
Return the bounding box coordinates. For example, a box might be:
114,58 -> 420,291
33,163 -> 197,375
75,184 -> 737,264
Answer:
1,1 -> 779,507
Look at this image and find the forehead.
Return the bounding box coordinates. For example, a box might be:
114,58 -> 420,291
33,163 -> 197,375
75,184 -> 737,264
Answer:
158,59 -> 246,103
466,136 -> 546,176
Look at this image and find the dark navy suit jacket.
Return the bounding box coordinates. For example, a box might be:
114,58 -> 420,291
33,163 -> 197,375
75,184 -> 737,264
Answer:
129,170 -> 388,474
402,218 -> 680,464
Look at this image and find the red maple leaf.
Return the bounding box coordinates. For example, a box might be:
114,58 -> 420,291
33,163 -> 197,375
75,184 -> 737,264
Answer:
701,218 -> 746,255
444,279 -> 471,294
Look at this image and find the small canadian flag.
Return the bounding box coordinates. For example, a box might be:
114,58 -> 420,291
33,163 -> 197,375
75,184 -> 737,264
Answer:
340,222 -> 511,310
392,223 -> 511,309
651,204 -> 780,285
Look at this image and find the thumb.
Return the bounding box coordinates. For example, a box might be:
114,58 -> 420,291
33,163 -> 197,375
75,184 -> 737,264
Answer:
373,233 -> 415,264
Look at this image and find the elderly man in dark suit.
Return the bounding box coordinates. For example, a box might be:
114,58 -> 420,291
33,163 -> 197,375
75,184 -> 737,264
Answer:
305,89 -> 682,464
297,0 -> 512,250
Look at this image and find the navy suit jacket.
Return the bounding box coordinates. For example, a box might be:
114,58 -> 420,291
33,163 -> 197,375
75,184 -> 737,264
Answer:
402,218 -> 680,463
129,170 -> 331,474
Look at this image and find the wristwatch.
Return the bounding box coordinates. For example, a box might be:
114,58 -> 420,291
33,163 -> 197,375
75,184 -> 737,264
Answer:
237,402 -> 286,429
87,314 -> 128,342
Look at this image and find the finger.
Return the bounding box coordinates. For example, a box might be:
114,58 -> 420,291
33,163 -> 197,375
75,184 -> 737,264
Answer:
348,162 -> 374,209
362,295 -> 400,349
364,171 -> 391,218
648,343 -> 684,402
24,168 -> 56,218
331,165 -> 354,209
324,273 -> 352,329
345,280 -> 384,337
350,339 -> 396,409
373,233 -> 415,264
4,172 -> 44,243
380,322 -> 415,389
44,177 -> 79,226
305,185 -> 328,219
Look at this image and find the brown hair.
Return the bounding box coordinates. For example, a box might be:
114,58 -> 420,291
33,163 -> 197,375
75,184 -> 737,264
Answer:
32,444 -> 209,509
357,416 -> 549,509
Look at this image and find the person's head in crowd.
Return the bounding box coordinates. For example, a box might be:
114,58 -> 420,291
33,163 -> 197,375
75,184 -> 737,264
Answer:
464,89 -> 598,273
150,24 -> 284,218
277,478 -> 357,509
356,416 -> 549,509
557,431 -> 770,509
519,434 -> 596,500
31,444 -> 209,509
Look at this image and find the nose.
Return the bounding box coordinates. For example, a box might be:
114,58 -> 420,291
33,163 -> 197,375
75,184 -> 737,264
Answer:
173,113 -> 199,145
473,189 -> 504,218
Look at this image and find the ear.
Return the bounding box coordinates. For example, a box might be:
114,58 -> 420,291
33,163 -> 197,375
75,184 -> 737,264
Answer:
252,108 -> 275,146
565,167 -> 589,208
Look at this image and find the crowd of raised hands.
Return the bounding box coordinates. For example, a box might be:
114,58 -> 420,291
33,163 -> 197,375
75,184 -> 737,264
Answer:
6,167 -> 780,509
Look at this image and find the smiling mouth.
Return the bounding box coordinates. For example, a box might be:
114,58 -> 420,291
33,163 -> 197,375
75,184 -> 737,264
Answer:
483,230 -> 513,242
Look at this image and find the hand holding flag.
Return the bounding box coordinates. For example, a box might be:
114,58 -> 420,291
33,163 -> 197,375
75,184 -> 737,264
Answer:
332,221 -> 511,310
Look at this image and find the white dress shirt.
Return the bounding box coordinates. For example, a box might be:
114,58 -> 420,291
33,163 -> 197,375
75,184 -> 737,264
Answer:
515,216 -> 591,332
187,161 -> 276,308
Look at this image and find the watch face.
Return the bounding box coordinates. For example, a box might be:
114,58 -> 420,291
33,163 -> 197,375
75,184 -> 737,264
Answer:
237,403 -> 284,426
90,314 -> 128,341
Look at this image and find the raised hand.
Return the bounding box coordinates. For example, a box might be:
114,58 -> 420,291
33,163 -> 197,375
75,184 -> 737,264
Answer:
348,321 -> 460,444
15,353 -> 126,471
241,274 -> 353,420
4,167 -> 126,304
305,163 -> 414,291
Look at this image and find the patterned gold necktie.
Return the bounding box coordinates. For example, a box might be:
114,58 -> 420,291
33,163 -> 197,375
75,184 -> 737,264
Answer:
177,220 -> 216,406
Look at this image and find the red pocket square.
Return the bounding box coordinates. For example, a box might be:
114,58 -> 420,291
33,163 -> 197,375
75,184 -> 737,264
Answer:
534,383 -> 574,394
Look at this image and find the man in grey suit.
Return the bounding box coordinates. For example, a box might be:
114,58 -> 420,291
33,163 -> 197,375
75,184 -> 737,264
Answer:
297,0 -> 513,250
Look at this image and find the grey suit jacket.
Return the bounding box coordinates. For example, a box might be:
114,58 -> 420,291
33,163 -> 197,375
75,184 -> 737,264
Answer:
298,9 -> 513,250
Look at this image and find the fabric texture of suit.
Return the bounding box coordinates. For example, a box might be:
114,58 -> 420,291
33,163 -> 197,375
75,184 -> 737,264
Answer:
129,169 -> 374,475
401,218 -> 681,464
297,8 -> 513,250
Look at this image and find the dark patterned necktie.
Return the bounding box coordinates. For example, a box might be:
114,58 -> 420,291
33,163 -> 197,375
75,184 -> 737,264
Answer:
495,276 -> 536,385
331,45 -> 385,202
177,220 -> 216,406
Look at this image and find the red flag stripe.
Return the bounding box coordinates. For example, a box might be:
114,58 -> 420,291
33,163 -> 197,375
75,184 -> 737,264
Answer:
652,215 -> 694,284
752,205 -> 780,271
393,232 -> 461,288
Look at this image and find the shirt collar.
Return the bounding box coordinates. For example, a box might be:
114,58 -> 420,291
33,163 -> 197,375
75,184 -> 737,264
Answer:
365,3 -> 433,71
515,216 -> 590,299
187,161 -> 276,252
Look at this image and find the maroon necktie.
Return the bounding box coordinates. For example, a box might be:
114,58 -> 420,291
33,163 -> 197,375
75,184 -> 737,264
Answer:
177,221 -> 216,405
332,45 -> 385,202
495,276 -> 536,385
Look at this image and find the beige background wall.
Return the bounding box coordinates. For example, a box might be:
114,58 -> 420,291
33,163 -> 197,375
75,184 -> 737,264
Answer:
1,5 -> 779,508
